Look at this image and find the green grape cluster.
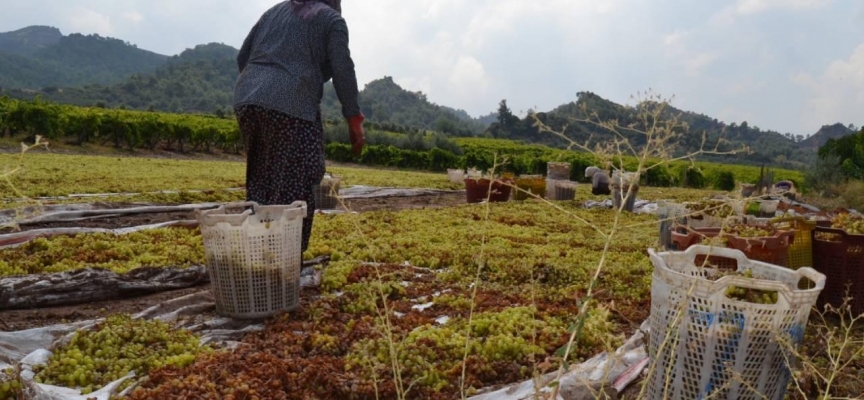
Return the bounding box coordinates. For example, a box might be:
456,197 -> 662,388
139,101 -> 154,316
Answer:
0,228 -> 204,278
831,213 -> 864,235
700,236 -> 727,246
723,269 -> 779,304
688,201 -> 735,218
727,223 -> 775,238
33,314 -> 208,394
0,366 -> 23,400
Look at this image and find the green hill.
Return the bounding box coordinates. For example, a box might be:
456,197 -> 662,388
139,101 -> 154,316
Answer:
0,25 -> 62,55
0,26 -> 167,90
5,43 -> 236,113
321,76 -> 486,135
485,91 -> 843,169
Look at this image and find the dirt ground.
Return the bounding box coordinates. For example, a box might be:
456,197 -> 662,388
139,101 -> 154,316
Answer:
0,193 -> 467,332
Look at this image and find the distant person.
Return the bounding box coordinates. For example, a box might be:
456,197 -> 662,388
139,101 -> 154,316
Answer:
233,0 -> 365,252
585,166 -> 611,195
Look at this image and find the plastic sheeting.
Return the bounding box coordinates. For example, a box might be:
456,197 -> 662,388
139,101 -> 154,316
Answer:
0,266 -> 210,310
0,220 -> 200,249
4,188 -> 245,204
0,291 -> 264,400
0,257 -> 327,311
468,321 -> 650,400
584,199 -> 658,215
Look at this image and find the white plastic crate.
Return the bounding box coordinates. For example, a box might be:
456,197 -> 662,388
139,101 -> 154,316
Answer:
546,162 -> 571,180
545,179 -> 577,200
196,201 -> 307,319
447,169 -> 465,184
646,245 -> 825,400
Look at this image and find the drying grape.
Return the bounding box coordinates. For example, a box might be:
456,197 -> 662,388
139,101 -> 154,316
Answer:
0,366 -> 23,400
33,314 -> 209,393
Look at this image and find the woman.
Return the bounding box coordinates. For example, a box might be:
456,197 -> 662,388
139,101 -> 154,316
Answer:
585,166 -> 611,196
234,0 -> 365,252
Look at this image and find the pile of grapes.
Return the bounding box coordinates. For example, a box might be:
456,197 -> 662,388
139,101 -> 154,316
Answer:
33,315 -> 208,395
0,366 -> 23,400
687,200 -> 736,218
723,269 -> 779,304
725,223 -> 776,238
831,213 -> 864,235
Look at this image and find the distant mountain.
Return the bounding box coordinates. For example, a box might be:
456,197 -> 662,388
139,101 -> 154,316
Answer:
321,76 -> 487,135
6,43 -> 237,113
476,112 -> 499,127
0,26 -> 62,55
0,26 -> 167,90
800,123 -> 856,150
486,91 -> 829,168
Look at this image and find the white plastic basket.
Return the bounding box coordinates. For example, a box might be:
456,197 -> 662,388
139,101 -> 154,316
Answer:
196,201 -> 307,319
447,169 -> 466,184
646,245 -> 825,400
545,179 -> 577,200
658,201 -> 688,250
547,162 -> 571,181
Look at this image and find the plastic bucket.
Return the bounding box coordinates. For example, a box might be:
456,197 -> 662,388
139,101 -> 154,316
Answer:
647,246 -> 825,400
196,201 -> 307,319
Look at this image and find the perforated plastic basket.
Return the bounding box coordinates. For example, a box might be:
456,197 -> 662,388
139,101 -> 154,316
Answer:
772,216 -> 816,270
658,201 -> 688,250
514,176 -> 546,201
447,169 -> 465,184
546,162 -> 571,181
670,225 -> 794,267
812,226 -> 864,315
646,246 -> 825,400
196,201 -> 307,319
611,184 -> 639,212
545,179 -> 576,201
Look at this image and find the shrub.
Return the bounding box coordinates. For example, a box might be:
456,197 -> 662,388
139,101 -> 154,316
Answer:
643,165 -> 677,187
713,171 -> 736,191
681,166 -> 706,188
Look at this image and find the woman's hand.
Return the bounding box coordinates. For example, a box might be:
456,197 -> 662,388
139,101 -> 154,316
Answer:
348,114 -> 365,156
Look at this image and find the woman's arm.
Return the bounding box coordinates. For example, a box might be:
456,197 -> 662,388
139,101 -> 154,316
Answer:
326,17 -> 361,119
237,21 -> 260,74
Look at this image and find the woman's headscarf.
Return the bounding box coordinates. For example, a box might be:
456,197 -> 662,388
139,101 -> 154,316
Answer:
289,0 -> 342,19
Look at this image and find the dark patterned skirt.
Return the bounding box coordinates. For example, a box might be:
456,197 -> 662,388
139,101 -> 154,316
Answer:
235,105 -> 326,252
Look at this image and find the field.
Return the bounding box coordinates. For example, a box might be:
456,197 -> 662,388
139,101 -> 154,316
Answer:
0,149 -> 860,400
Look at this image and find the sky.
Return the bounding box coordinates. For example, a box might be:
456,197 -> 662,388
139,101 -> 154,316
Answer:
1,0 -> 863,136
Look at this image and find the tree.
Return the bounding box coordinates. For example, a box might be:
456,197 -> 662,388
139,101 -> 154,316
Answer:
497,100 -> 518,129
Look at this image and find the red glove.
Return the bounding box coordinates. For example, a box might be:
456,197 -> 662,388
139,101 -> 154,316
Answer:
348,114 -> 366,156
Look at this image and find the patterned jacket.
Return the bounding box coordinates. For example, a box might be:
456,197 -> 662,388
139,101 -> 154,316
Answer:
233,1 -> 361,122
